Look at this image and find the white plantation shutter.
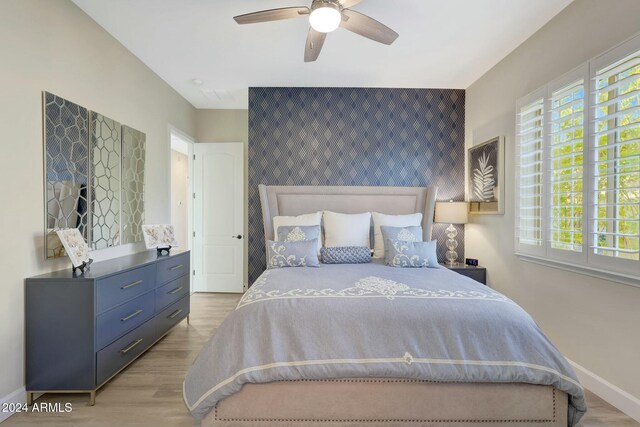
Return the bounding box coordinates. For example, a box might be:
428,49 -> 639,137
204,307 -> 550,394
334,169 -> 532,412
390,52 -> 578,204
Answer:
548,79 -> 585,254
591,50 -> 640,264
516,95 -> 545,253
514,35 -> 640,284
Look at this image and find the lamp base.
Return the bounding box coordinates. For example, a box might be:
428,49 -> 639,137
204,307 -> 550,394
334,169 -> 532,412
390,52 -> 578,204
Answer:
444,224 -> 459,265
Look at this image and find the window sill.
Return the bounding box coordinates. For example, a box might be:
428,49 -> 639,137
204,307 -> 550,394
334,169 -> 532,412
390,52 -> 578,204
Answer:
515,253 -> 640,289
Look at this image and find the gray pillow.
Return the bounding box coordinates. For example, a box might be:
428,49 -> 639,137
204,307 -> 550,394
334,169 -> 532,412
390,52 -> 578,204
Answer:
384,239 -> 438,268
320,246 -> 371,264
277,225 -> 321,243
380,225 -> 423,259
266,239 -> 320,269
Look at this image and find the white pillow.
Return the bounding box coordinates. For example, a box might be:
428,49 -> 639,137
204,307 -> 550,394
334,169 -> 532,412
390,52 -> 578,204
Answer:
323,211 -> 372,248
273,212 -> 323,253
371,212 -> 423,258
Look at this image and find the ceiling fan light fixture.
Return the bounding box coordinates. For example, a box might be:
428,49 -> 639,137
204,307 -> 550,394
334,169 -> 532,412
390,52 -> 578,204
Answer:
309,4 -> 341,33
233,1 -> 399,62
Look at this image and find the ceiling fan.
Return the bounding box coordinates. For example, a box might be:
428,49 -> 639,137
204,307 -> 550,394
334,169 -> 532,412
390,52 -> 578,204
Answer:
233,0 -> 399,62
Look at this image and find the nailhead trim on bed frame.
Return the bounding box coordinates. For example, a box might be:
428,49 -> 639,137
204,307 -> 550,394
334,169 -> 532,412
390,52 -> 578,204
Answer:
213,380 -> 557,424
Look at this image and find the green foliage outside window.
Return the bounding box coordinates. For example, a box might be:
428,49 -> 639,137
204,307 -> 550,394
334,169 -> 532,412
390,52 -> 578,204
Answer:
594,65 -> 639,259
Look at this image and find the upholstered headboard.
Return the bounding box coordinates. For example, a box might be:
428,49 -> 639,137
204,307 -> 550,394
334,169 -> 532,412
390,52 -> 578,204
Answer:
258,185 -> 438,243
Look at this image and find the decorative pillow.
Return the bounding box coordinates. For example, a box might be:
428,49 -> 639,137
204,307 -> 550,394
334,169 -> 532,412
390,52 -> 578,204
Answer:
323,211 -> 372,248
384,239 -> 438,268
380,225 -> 423,259
380,225 -> 423,242
273,212 -> 322,253
266,239 -> 320,269
277,225 -> 321,243
320,246 -> 371,264
372,212 -> 423,258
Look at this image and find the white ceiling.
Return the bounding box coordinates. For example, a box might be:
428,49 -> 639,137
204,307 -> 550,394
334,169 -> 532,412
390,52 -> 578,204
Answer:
72,0 -> 572,109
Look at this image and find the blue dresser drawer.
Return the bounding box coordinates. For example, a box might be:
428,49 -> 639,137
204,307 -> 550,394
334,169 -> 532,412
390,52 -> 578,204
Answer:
26,250 -> 190,404
156,295 -> 190,336
96,265 -> 156,314
156,252 -> 189,286
155,275 -> 189,312
96,317 -> 155,385
96,291 -> 154,349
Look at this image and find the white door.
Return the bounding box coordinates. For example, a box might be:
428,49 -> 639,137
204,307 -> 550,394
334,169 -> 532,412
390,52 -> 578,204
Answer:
193,143 -> 244,293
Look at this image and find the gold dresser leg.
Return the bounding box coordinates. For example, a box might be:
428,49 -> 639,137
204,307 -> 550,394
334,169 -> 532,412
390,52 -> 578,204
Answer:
27,392 -> 33,406
89,390 -> 96,406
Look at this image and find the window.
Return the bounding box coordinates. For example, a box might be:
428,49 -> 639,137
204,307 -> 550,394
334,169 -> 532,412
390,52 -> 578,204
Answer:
515,34 -> 640,282
516,95 -> 545,253
549,77 -> 585,256
592,52 -> 640,262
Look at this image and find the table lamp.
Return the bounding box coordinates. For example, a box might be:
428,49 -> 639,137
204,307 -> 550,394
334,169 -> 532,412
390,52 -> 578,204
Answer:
435,200 -> 469,266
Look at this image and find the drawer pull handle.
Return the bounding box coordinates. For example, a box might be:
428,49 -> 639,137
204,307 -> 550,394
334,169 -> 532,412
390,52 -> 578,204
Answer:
168,286 -> 184,295
120,338 -> 144,354
121,280 -> 143,290
169,264 -> 184,271
120,309 -> 143,322
168,309 -> 183,319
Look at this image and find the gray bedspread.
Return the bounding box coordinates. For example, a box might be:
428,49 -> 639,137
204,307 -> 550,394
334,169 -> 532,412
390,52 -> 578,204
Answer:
183,261 -> 586,425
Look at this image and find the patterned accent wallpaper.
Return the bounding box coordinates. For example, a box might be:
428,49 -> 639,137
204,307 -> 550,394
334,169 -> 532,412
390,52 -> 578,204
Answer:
248,87 -> 465,283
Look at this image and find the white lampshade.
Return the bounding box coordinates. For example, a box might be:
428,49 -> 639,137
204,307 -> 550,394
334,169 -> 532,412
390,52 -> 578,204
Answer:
309,5 -> 341,33
435,201 -> 468,224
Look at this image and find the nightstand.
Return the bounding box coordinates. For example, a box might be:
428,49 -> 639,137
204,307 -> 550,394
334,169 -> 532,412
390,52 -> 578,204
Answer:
440,263 -> 487,285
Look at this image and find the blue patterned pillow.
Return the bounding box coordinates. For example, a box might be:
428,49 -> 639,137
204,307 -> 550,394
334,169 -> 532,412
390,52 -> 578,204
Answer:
277,225 -> 321,243
266,239 -> 320,269
384,239 -> 438,268
320,246 -> 371,264
380,225 -> 423,259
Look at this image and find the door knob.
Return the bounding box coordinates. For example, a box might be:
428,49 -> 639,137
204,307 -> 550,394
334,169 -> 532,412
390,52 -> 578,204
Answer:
232,235 -> 243,240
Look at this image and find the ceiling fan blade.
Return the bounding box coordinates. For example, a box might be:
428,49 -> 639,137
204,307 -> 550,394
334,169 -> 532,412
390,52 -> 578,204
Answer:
340,9 -> 398,45
234,7 -> 310,25
339,0 -> 364,8
304,28 -> 326,62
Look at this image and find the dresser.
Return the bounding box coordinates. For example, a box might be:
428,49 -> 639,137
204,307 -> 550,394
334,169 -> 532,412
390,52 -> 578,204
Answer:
25,250 -> 190,405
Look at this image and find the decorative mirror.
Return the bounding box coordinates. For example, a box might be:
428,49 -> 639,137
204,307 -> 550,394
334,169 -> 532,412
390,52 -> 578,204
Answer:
44,93 -> 90,258
43,92 -> 146,259
121,125 -> 146,244
89,112 -> 122,249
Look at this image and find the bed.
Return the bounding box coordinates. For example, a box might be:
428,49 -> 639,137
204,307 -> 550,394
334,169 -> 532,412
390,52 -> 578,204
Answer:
183,185 -> 586,427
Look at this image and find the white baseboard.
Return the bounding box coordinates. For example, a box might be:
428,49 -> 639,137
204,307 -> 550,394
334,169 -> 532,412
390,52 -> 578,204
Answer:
0,386 -> 26,423
568,359 -> 640,422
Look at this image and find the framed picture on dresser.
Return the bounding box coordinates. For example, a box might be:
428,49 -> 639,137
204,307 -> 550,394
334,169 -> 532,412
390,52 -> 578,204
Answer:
468,136 -> 505,214
55,228 -> 91,268
142,224 -> 179,249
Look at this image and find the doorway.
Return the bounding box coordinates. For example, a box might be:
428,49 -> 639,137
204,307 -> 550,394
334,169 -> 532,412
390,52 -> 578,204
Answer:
192,142 -> 245,293
169,128 -> 194,291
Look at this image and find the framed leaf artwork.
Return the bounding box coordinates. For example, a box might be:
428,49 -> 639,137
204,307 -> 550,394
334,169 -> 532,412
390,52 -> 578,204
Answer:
468,136 -> 505,214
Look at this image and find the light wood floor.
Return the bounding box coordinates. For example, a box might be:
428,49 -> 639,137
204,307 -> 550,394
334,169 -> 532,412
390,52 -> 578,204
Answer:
6,293 -> 638,427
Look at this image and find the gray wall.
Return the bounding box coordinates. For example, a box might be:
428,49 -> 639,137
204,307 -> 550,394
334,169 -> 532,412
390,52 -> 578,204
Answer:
466,0 -> 640,400
0,0 -> 196,402
248,87 -> 466,283
196,109 -> 248,144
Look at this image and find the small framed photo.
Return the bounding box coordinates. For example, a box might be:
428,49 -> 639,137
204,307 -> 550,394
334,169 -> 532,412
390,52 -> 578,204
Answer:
56,228 -> 91,268
468,136 -> 505,214
142,224 -> 179,249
